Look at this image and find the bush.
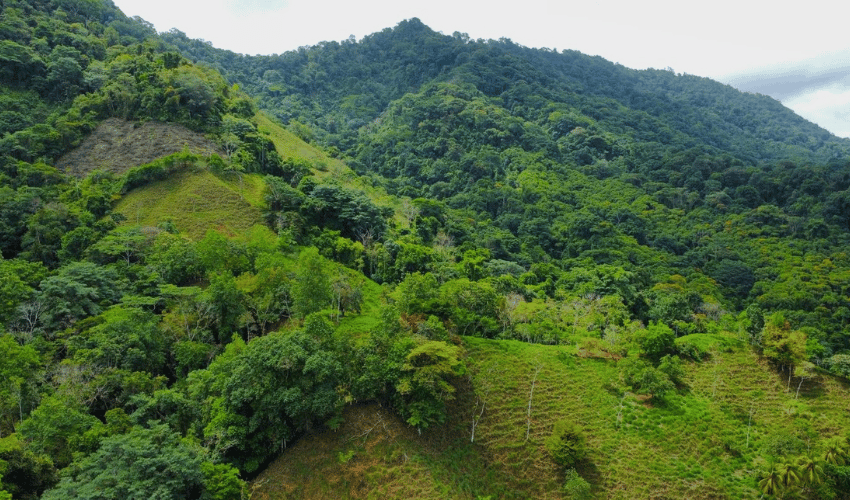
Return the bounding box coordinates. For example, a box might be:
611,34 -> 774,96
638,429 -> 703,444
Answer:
619,356 -> 675,400
827,354 -> 850,379
545,419 -> 587,469
674,339 -> 709,360
563,468 -> 592,499
658,354 -> 684,385
634,321 -> 675,361
121,151 -> 199,193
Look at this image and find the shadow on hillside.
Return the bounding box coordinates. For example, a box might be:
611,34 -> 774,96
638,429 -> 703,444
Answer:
576,460 -> 601,493
769,366 -> 833,399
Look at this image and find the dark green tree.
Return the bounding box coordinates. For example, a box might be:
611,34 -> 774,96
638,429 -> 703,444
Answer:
40,424 -> 209,500
545,419 -> 587,469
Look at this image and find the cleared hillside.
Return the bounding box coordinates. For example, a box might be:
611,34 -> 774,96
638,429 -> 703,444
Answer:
56,118 -> 224,177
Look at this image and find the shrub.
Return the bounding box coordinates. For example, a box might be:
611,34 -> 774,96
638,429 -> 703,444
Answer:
827,354 -> 850,379
563,468 -> 592,499
619,356 -> 675,400
545,419 -> 587,469
675,339 -> 709,360
658,354 -> 684,385
634,321 -> 675,360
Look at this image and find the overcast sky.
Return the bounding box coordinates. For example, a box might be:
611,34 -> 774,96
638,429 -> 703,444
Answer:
111,0 -> 850,138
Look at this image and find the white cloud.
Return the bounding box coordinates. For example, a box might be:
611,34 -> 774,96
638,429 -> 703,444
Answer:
784,84 -> 850,138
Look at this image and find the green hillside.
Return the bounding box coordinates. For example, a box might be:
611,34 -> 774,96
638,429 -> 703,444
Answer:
113,168 -> 264,239
248,336 -> 850,499
2,2 -> 850,499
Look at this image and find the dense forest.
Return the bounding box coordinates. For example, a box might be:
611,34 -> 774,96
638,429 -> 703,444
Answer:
2,1 -> 850,498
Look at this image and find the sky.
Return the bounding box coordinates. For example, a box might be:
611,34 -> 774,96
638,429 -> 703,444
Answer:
110,0 -> 850,138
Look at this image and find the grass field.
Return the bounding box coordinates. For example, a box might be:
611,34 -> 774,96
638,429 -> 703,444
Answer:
251,336 -> 850,499
113,167 -> 265,239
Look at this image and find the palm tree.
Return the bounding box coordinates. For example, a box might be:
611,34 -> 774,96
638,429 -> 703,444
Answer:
797,452 -> 824,486
777,459 -> 801,490
823,439 -> 847,466
759,463 -> 783,497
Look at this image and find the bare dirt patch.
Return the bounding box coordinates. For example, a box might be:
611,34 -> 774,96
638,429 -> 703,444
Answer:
56,118 -> 224,177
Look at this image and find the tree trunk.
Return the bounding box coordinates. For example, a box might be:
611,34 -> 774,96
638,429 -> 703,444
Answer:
795,377 -> 807,399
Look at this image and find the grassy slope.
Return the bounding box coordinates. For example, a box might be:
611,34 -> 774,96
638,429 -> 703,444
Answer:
107,113 -> 309,239
255,112 -> 407,227
113,167 -> 265,239
107,112 -> 406,239
253,337 -> 850,499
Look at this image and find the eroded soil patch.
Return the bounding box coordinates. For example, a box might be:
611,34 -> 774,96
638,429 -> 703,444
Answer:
56,118 -> 223,177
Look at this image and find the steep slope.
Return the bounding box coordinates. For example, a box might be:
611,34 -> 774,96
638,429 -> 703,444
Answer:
113,169 -> 265,239
250,337 -> 850,499
56,118 -> 224,177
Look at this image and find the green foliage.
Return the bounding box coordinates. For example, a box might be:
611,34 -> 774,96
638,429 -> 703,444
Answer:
120,151 -> 200,193
204,272 -> 246,343
4,4 -> 850,498
41,424 -> 206,500
0,334 -> 40,434
394,340 -> 465,430
0,259 -> 40,327
562,468 -> 592,499
292,247 -> 332,318
394,272 -> 440,315
618,356 -> 676,400
761,313 -> 807,370
758,463 -> 782,496
296,181 -> 389,241
18,394 -> 101,469
191,330 -> 344,472
657,354 -> 684,385
69,305 -> 166,374
36,261 -> 122,331
439,278 -> 502,337
826,353 -> 850,378
634,322 -> 675,361
200,461 -> 244,500
0,434 -> 56,500
674,333 -> 742,360
545,419 -> 587,469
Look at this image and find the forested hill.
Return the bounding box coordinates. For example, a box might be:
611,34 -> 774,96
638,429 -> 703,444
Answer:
164,17 -> 849,166
161,17 -> 850,354
5,2 -> 850,499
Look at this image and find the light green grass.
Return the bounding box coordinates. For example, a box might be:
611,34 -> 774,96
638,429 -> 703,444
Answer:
114,168 -> 265,239
251,403 -> 494,500
464,338 -> 850,499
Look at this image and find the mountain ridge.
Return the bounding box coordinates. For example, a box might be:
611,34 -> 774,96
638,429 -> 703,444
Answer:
161,18 -> 849,164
